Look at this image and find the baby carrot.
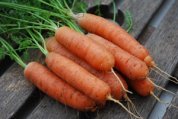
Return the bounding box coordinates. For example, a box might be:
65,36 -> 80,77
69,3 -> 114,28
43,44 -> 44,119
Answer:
74,13 -> 152,65
46,37 -> 127,100
87,33 -> 149,80
55,26 -> 115,71
25,62 -> 96,111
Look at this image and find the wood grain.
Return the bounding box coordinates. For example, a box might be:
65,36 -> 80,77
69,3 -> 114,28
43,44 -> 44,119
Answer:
27,96 -> 80,119
0,63 -> 35,119
120,0 -> 163,38
84,0 -> 113,8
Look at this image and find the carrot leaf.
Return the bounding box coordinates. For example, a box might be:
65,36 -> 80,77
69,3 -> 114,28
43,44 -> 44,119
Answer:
0,46 -> 6,60
123,10 -> 133,33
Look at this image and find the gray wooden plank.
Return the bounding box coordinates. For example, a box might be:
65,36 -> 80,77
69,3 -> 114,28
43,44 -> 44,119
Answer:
0,63 -> 35,119
84,0 -> 113,8
120,0 -> 163,38
163,91 -> 178,119
163,4 -> 178,115
27,96 -> 80,119
92,0 -> 178,119
0,50 -> 42,118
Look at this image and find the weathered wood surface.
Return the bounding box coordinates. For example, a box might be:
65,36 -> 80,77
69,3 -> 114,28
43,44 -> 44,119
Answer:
27,96 -> 80,119
0,63 -> 35,119
120,0 -> 163,38
161,2 -> 178,118
0,50 -> 43,118
84,0 -> 113,8
163,92 -> 178,119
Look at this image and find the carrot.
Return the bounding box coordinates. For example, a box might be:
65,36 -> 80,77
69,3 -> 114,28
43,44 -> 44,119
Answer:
87,33 -> 149,80
0,37 -> 96,111
128,78 -> 178,109
24,62 -> 96,111
46,37 -> 127,100
74,13 -> 154,67
55,26 -> 115,71
46,37 -> 143,116
55,26 -> 132,94
27,30 -> 142,118
45,52 -> 142,118
74,13 -> 178,83
45,52 -> 111,104
128,78 -> 155,97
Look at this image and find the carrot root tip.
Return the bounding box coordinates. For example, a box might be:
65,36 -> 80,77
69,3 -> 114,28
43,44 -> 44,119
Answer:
151,66 -> 178,84
148,78 -> 178,96
107,95 -> 142,119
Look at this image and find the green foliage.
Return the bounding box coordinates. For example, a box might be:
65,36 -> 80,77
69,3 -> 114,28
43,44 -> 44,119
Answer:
21,50 -> 30,62
123,10 -> 133,33
70,0 -> 88,13
0,45 -> 6,60
0,37 -> 26,68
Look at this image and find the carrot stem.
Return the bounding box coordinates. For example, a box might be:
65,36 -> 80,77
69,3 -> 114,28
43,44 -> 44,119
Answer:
0,37 -> 27,68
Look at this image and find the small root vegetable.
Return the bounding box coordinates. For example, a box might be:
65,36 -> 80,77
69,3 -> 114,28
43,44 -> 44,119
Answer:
25,62 -> 96,111
74,13 -> 178,83
45,53 -> 140,118
128,78 -> 155,97
87,33 -> 149,80
46,37 -> 141,118
55,26 -> 131,94
27,30 -> 140,117
74,13 -> 150,64
45,52 -> 111,104
55,26 -> 115,71
128,77 -> 178,109
46,37 -> 128,100
0,37 -> 97,111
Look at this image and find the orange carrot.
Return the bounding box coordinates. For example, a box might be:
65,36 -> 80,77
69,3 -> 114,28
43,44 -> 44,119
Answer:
46,37 -> 127,100
24,62 -> 96,111
87,33 -> 149,80
45,52 -> 111,104
128,78 -> 155,96
45,53 -> 139,118
55,26 -> 115,71
74,13 -> 155,67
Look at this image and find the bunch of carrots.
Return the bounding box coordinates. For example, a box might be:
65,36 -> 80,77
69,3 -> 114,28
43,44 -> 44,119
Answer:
0,0 -> 177,118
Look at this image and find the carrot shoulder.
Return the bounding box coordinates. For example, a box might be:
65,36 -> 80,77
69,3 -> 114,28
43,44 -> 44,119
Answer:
55,26 -> 115,71
24,62 -> 96,111
46,37 -> 127,100
74,13 -> 154,66
87,34 -> 149,80
45,52 -> 111,104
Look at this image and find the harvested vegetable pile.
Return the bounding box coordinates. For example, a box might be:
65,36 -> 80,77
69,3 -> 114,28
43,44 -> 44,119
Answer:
0,0 -> 178,118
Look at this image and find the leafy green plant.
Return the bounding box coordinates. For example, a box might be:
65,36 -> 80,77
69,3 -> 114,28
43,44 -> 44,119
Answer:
123,10 -> 133,33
